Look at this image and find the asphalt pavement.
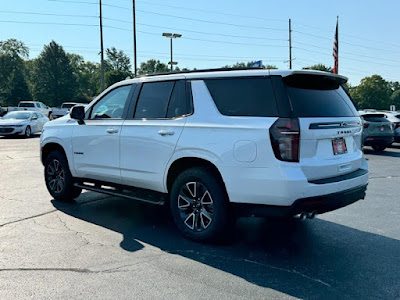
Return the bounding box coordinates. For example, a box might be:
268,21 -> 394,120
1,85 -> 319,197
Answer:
0,135 -> 399,300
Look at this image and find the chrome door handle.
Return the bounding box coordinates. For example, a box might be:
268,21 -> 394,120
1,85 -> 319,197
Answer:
158,130 -> 174,136
106,128 -> 119,134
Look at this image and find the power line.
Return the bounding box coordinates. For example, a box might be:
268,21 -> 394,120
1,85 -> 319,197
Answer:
294,46 -> 400,68
0,19 -> 98,27
138,0 -> 287,23
0,10 -> 97,18
136,10 -> 287,32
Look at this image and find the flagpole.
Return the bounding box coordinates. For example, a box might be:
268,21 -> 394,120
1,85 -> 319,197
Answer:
337,15 -> 339,74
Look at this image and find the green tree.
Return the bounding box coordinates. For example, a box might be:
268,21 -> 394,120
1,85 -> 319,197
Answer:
105,47 -> 131,72
0,39 -> 31,105
0,38 -> 29,59
390,89 -> 400,109
138,59 -> 169,75
33,41 -> 76,106
222,61 -> 277,69
350,75 -> 392,109
105,70 -> 132,87
302,64 -> 333,72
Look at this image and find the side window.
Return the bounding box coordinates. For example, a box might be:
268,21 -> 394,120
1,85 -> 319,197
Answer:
204,77 -> 278,117
35,103 -> 41,108
134,81 -> 174,119
167,80 -> 188,118
90,85 -> 132,119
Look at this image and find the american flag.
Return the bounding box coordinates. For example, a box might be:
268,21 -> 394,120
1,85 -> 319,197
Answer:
333,18 -> 338,74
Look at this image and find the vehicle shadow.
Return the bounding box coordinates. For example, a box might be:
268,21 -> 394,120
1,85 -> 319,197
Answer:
0,134 -> 40,139
52,195 -> 400,299
363,148 -> 400,158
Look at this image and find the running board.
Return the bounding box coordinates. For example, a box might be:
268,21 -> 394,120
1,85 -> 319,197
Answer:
74,182 -> 166,205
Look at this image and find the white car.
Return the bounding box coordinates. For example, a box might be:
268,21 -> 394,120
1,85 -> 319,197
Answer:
0,111 -> 49,138
40,69 -> 369,241
52,102 -> 81,119
8,101 -> 52,118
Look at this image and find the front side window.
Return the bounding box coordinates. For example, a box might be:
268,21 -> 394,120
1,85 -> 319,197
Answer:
90,85 -> 132,119
134,81 -> 175,119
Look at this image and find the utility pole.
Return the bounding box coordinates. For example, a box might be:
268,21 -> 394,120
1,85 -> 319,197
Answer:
99,0 -> 105,90
162,33 -> 182,72
289,18 -> 292,70
132,0 -> 137,77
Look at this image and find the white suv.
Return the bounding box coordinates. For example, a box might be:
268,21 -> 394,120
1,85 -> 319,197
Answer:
40,69 -> 369,241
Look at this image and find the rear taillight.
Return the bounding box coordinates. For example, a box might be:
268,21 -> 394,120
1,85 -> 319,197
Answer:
363,123 -> 369,128
269,118 -> 300,162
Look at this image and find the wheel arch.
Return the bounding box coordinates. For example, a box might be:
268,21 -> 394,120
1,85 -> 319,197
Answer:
41,142 -> 68,166
166,157 -> 228,200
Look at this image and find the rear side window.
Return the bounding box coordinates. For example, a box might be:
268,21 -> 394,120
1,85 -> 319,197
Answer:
204,78 -> 278,117
167,80 -> 188,118
284,76 -> 358,117
135,81 -> 175,119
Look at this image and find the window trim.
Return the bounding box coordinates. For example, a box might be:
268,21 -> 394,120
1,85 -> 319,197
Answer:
87,84 -> 135,121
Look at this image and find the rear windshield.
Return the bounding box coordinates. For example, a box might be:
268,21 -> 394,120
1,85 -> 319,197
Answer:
362,114 -> 390,122
204,77 -> 278,117
62,103 -> 76,109
19,103 -> 35,108
284,75 -> 358,117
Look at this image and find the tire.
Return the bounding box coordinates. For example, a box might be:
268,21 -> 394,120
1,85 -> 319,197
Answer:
48,112 -> 52,119
24,126 -> 31,138
371,144 -> 386,151
44,150 -> 81,202
169,167 -> 230,242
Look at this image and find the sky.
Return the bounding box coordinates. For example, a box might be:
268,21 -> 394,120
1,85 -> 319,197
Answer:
1,0 -> 400,85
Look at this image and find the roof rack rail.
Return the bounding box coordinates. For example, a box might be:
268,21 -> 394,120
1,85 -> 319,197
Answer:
137,67 -> 265,78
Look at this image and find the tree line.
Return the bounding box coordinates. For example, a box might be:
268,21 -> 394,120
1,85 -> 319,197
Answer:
0,38 -> 399,110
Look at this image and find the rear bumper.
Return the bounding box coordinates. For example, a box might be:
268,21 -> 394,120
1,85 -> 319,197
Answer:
364,136 -> 394,146
232,183 -> 368,217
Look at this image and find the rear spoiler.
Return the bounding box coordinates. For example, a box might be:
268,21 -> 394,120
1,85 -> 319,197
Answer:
284,70 -> 348,85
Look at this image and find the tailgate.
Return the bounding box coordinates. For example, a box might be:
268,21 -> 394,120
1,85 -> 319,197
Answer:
282,72 -> 363,181
299,117 -> 363,181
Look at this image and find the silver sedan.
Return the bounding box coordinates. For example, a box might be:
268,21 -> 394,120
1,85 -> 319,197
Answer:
0,111 -> 49,138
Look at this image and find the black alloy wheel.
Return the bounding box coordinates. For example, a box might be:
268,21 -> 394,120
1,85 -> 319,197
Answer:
170,167 -> 230,242
44,150 -> 81,202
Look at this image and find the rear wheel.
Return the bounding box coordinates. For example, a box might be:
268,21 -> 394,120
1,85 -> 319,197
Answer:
44,150 -> 81,202
170,167 -> 230,242
371,144 -> 386,151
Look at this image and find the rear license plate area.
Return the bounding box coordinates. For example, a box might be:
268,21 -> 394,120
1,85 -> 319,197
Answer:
332,138 -> 347,155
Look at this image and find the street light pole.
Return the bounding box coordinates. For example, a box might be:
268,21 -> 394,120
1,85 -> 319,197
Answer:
162,33 -> 182,72
132,0 -> 137,77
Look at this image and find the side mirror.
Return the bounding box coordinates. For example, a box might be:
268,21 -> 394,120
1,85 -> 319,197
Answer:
32,116 -> 38,120
70,105 -> 85,124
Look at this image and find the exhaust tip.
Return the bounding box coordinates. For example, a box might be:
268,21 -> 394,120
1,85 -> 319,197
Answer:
310,211 -> 318,219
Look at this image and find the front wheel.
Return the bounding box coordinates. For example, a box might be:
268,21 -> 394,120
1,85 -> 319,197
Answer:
44,150 -> 81,202
24,126 -> 31,138
170,167 -> 230,242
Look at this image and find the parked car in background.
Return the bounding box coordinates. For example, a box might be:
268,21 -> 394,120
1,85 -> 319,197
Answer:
0,111 -> 49,138
40,69 -> 369,241
382,111 -> 400,143
0,106 -> 6,117
51,102 -> 81,119
7,101 -> 52,118
360,112 -> 394,151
